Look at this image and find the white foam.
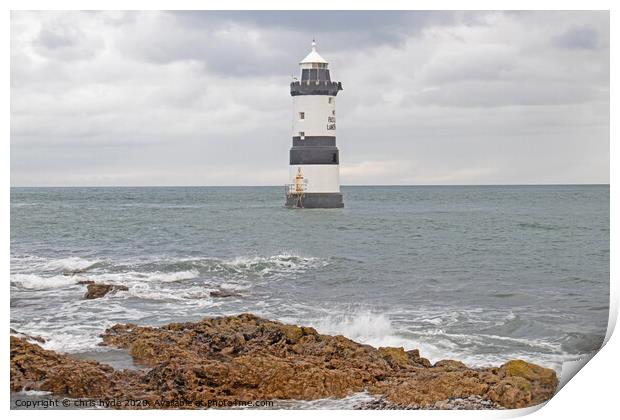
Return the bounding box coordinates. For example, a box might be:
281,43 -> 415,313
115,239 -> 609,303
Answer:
224,253 -> 324,273
11,255 -> 100,274
11,273 -> 79,290
140,269 -> 199,283
11,322 -> 107,353
219,282 -> 252,291
17,390 -> 52,396
41,332 -> 104,353
11,255 -> 50,272
311,311 -> 442,356
417,316 -> 444,326
61,269 -> 199,286
314,312 -> 393,342
278,391 -> 375,409
47,257 -> 99,272
307,309 -> 564,368
122,283 -> 211,301
476,333 -> 563,352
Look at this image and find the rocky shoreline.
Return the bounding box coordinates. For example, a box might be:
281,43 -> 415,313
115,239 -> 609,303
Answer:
11,314 -> 558,409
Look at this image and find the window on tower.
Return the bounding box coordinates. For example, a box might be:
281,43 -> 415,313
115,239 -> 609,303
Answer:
299,112 -> 305,120
299,132 -> 305,140
328,97 -> 333,104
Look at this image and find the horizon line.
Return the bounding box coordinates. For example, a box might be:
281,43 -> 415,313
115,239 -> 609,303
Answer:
9,183 -> 610,188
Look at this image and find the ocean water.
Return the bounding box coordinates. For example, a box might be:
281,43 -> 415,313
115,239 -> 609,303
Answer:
10,186 -> 609,380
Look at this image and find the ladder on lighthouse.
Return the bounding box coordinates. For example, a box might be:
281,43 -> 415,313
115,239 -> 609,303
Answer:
285,167 -> 307,208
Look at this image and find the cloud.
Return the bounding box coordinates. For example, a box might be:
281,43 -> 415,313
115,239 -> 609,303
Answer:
32,13 -> 105,61
553,25 -> 600,50
10,11 -> 610,186
113,11 -> 460,78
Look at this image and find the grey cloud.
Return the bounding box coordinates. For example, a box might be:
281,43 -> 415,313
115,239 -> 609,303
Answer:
119,11 -> 460,77
419,49 -> 517,84
172,10 -> 456,38
553,25 -> 599,50
33,16 -> 104,61
411,80 -> 602,108
37,26 -> 77,49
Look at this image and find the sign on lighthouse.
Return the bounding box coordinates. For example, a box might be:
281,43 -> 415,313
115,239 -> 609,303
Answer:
285,41 -> 344,208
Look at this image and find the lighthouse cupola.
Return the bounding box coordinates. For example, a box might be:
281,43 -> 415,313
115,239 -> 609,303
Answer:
285,40 -> 344,208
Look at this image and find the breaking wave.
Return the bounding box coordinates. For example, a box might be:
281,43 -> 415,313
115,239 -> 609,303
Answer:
10,253 -> 326,291
11,274 -> 81,290
306,308 -> 574,372
310,310 -> 451,363
136,254 -> 326,279
11,255 -> 101,274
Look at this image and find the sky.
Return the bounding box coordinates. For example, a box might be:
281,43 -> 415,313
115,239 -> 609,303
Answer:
10,10 -> 610,186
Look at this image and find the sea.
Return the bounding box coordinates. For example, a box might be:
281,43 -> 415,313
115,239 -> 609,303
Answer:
10,185 -> 610,407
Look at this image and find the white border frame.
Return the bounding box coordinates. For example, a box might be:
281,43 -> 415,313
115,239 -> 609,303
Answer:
3,2 -> 616,419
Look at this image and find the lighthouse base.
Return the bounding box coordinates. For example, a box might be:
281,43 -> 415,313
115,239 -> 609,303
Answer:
285,193 -> 344,209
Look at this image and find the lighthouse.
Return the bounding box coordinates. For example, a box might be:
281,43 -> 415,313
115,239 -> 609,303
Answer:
285,41 -> 344,208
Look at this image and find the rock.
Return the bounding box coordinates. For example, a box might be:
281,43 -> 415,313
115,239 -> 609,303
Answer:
63,269 -> 88,276
417,357 -> 432,368
406,349 -> 432,368
407,349 -> 420,358
433,359 -> 468,370
209,289 -> 242,298
371,370 -> 490,407
10,336 -> 143,399
355,397 -> 414,410
429,395 -> 503,410
10,328 -> 46,344
488,376 -> 532,408
77,280 -> 95,285
487,360 -> 559,408
378,347 -> 410,368
11,314 -> 559,409
84,284 -> 129,299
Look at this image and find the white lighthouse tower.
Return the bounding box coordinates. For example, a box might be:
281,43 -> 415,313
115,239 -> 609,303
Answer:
285,41 -> 344,208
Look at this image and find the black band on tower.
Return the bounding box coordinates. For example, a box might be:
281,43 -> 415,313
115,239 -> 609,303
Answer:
290,147 -> 339,165
290,81 -> 343,96
285,193 -> 344,208
292,136 -> 336,147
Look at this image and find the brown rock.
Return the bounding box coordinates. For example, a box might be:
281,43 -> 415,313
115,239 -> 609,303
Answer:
488,376 -> 532,408
10,328 -> 46,344
77,280 -> 95,285
418,357 -> 432,368
209,289 -> 242,298
479,371 -> 501,385
379,347 -> 410,368
371,371 -> 490,407
11,314 -> 559,409
406,349 -> 432,367
84,283 -> 129,299
433,359 -> 469,371
10,336 -> 142,398
487,360 -> 559,408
